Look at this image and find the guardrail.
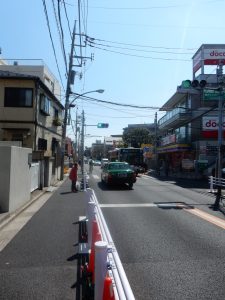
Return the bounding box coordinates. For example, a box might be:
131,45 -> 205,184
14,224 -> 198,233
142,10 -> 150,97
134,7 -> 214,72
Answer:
208,175 -> 225,192
82,186 -> 135,300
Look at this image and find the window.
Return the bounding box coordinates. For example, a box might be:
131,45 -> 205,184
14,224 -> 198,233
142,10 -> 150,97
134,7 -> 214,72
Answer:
38,138 -> 47,150
53,107 -> 59,119
4,88 -> 33,107
40,94 -> 50,115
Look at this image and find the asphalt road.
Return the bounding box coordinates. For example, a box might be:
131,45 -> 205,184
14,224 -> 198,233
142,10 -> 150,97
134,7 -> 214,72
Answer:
89,166 -> 225,300
0,166 -> 225,300
0,179 -> 86,300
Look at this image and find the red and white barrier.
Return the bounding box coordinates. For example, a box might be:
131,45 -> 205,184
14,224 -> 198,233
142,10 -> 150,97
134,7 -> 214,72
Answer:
94,241 -> 108,300
103,275 -> 115,300
82,188 -> 135,300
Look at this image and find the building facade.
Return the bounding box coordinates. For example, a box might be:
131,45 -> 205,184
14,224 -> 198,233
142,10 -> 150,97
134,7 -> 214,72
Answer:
157,44 -> 225,178
0,61 -> 64,187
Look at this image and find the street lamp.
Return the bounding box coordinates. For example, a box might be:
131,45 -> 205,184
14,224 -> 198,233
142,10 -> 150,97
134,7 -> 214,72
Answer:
69,89 -> 104,107
60,89 -> 104,180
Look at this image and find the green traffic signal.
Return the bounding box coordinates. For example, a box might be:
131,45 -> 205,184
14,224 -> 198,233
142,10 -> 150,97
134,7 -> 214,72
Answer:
97,123 -> 109,128
181,80 -> 191,88
181,79 -> 207,89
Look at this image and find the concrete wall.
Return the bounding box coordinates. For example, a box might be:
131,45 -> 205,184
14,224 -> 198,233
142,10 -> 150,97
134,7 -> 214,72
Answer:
0,146 -> 32,212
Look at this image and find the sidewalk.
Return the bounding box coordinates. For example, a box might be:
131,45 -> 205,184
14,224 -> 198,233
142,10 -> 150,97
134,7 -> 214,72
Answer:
0,187 -> 47,230
0,176 -> 88,299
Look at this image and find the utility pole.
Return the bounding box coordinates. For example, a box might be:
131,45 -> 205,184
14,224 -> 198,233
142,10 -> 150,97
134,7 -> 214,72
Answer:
154,112 -> 158,169
75,108 -> 79,161
60,21 -> 76,180
214,61 -> 224,209
81,110 -> 85,175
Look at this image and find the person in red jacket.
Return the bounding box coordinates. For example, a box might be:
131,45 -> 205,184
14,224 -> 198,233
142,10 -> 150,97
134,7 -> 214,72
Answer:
69,163 -> 78,192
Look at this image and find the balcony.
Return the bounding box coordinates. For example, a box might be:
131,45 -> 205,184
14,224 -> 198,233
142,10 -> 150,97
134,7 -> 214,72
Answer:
158,107 -> 192,130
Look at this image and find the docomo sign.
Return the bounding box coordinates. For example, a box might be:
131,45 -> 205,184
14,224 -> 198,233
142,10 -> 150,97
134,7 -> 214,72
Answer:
209,50 -> 225,57
204,49 -> 225,65
193,45 -> 225,72
202,116 -> 225,130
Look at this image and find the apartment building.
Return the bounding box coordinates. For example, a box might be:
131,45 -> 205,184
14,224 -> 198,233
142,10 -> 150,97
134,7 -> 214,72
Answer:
0,60 -> 64,187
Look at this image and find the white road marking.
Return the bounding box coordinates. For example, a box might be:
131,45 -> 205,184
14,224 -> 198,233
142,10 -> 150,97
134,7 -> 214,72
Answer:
92,174 -> 100,180
99,203 -> 157,208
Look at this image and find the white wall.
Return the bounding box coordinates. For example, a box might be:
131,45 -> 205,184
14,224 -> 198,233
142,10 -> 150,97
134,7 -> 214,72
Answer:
0,146 -> 32,212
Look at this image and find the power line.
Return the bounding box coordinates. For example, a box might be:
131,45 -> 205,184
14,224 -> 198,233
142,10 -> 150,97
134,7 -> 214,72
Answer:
42,0 -> 65,91
86,39 -> 193,55
88,44 -> 191,61
74,94 -> 160,109
62,0 -> 72,38
85,35 -> 196,51
57,0 -> 68,74
52,0 -> 69,74
87,4 -> 186,10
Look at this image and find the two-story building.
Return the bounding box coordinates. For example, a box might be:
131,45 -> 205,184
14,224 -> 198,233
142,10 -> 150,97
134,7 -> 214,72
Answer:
157,44 -> 225,178
0,60 -> 64,187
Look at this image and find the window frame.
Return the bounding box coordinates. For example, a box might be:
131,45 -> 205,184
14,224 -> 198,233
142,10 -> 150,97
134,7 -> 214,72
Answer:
4,87 -> 33,108
40,94 -> 51,116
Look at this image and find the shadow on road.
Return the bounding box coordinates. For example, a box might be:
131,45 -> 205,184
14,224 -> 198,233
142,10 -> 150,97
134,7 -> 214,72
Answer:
97,181 -> 133,191
68,217 -> 94,299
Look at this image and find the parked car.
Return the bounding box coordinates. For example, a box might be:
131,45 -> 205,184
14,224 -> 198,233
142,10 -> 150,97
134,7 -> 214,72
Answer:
101,162 -> 136,189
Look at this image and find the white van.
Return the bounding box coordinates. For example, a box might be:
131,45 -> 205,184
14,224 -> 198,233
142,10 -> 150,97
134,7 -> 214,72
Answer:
101,158 -> 109,168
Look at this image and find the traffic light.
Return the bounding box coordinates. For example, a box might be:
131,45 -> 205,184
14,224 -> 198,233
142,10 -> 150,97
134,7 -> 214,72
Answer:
181,79 -> 207,89
97,123 -> 109,128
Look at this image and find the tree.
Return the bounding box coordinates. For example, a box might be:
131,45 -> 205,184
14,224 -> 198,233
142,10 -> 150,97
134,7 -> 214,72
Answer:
123,127 -> 153,147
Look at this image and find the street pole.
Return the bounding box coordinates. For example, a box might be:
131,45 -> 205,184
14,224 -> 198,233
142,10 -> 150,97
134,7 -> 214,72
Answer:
80,110 -> 87,190
214,61 -> 224,209
154,112 -> 158,170
60,22 -> 76,180
75,108 -> 79,161
81,110 -> 85,176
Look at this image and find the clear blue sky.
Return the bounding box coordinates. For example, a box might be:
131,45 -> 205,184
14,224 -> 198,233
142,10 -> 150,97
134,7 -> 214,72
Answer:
1,0 -> 225,146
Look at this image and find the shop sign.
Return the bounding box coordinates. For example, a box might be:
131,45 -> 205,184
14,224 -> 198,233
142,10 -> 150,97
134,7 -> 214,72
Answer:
182,159 -> 194,170
197,159 -> 208,164
203,89 -> 225,101
193,46 -> 225,73
202,116 -> 225,130
161,134 -> 176,146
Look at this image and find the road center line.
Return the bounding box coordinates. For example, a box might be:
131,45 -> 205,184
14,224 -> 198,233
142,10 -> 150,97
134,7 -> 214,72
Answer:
184,208 -> 225,230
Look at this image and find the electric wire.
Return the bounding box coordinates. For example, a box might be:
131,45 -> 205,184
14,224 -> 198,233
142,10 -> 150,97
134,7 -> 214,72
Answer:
41,0 -> 65,91
52,0 -> 69,75
86,39 -> 193,55
78,0 -> 83,65
85,35 -> 196,51
57,0 -> 68,74
73,94 -> 160,109
87,44 -> 191,61
87,4 -> 186,10
62,0 -> 72,38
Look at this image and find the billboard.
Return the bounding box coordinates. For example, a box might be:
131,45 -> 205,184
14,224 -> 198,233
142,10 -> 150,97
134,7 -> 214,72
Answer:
193,45 -> 225,73
202,116 -> 225,130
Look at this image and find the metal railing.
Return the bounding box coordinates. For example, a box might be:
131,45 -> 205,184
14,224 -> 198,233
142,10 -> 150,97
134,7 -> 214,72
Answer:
87,188 -> 135,300
208,175 -> 225,190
